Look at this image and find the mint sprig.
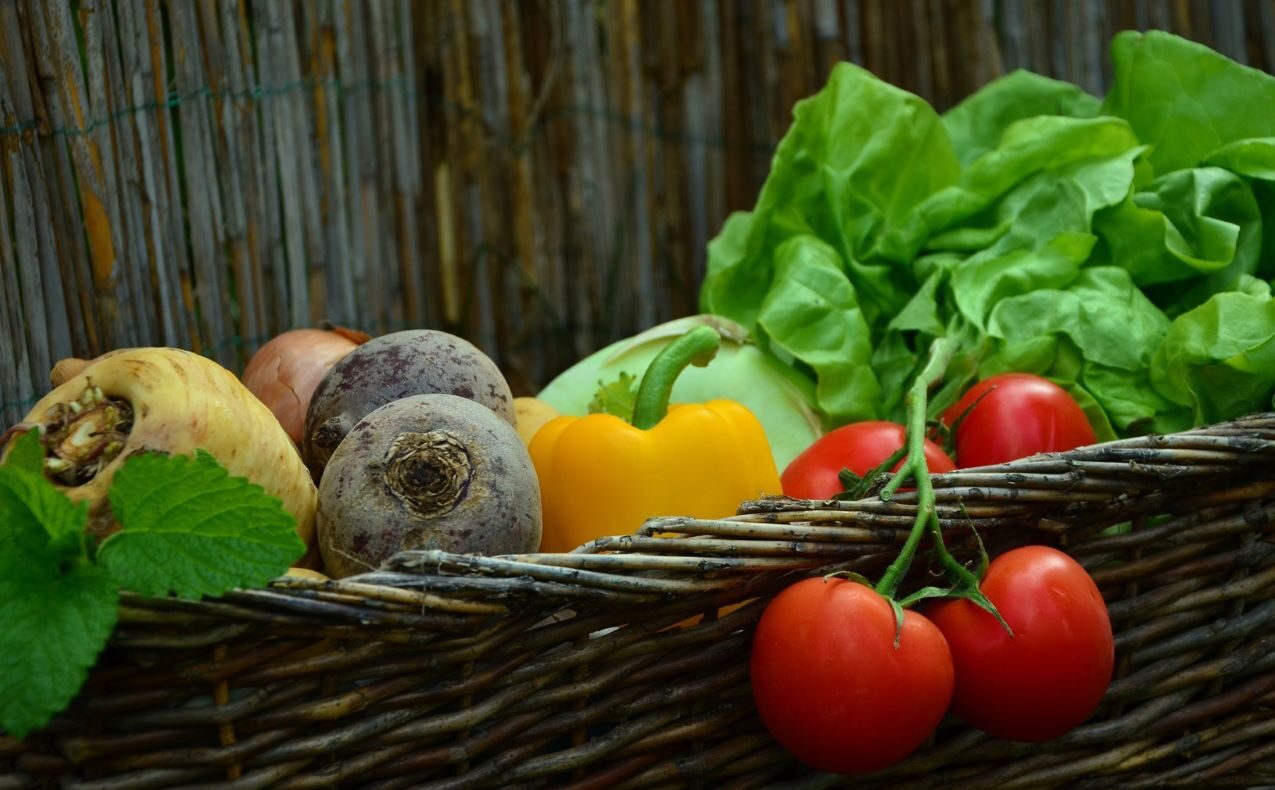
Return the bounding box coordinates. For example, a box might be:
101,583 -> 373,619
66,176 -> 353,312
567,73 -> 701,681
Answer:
0,432 -> 303,739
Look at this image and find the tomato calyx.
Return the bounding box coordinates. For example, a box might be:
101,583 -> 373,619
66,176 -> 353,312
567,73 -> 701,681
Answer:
931,384 -> 995,458
833,444 -> 909,501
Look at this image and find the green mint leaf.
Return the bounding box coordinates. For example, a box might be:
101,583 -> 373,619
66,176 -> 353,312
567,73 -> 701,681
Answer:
100,450 -> 304,599
0,554 -> 118,739
4,429 -> 45,476
587,372 -> 639,421
0,462 -> 89,562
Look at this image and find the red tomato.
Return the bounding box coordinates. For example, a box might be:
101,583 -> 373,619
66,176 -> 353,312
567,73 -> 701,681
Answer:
750,578 -> 955,774
926,546 -> 1114,742
781,421 -> 956,499
942,373 -> 1096,468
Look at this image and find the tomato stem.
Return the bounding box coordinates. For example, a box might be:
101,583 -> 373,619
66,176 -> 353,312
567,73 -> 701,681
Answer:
875,338 -> 953,599
872,337 -> 1013,635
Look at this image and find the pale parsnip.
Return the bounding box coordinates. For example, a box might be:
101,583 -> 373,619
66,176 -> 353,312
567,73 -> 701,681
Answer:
10,348 -> 317,549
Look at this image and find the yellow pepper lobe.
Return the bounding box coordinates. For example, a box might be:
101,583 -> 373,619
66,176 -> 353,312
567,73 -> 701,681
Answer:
529,400 -> 782,553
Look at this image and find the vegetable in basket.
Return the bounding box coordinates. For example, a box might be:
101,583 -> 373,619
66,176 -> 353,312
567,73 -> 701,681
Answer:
535,314 -> 823,470
303,329 -> 515,481
751,339 -> 1115,773
941,372 -> 1097,467
751,575 -> 955,775
530,326 -> 782,553
317,394 -> 542,578
513,396 -> 561,446
4,347 -> 317,548
241,323 -> 370,444
1,393 -> 308,739
780,420 -> 954,500
700,31 -> 1275,440
927,545 -> 1114,742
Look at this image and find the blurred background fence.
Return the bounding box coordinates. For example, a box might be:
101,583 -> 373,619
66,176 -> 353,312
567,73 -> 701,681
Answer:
2,0 -> 1275,427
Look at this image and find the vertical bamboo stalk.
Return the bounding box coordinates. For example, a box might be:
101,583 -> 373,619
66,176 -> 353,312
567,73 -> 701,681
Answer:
305,0 -> 357,328
146,0 -> 199,352
274,0 -> 326,328
450,0 -> 497,358
1080,0 -> 1105,94
532,1 -> 569,379
398,1 -> 427,330
113,0 -> 190,350
4,144 -> 52,393
812,0 -> 845,74
609,0 -> 654,338
1260,0 -> 1275,73
431,0 -> 461,336
225,0 -> 275,345
334,0 -> 364,326
379,0 -> 426,330
1148,0 -> 1174,31
499,0 -> 546,388
0,150 -> 35,428
127,66 -> 186,348
471,0 -> 524,380
655,1 -> 691,321
910,0 -> 933,102
200,0 -> 263,356
977,0 -> 1004,86
685,0 -> 724,292
928,0 -> 953,107
567,0 -> 617,342
250,0 -> 284,333
86,0 -> 154,350
115,0 -> 177,346
260,0 -> 313,330
21,0 -> 82,365
169,0 -> 237,368
65,0 -> 114,351
999,0 -> 1029,73
369,0 -> 405,330
842,0 -> 863,65
0,3 -> 55,387
429,0 -> 460,334
1212,0 -> 1247,64
335,0 -> 377,329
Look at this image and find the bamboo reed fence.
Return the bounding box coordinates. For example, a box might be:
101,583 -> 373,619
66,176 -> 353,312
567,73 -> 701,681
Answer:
2,0 -> 1275,430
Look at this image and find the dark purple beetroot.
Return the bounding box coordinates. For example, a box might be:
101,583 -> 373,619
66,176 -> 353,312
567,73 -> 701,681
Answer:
303,330 -> 514,479
316,394 -> 541,578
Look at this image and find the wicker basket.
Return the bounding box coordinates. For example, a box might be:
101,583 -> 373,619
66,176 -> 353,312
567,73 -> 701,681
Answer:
5,414 -> 1275,788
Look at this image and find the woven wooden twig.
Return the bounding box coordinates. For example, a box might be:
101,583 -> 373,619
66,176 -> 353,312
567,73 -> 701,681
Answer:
6,415 -> 1275,787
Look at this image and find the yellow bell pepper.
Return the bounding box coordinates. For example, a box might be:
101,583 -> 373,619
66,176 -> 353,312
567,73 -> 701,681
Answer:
530,326 -> 782,553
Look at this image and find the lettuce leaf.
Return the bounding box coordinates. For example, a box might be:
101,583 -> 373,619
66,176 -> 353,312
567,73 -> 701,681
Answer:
943,70 -> 1102,166
699,32 -> 1275,439
1151,292 -> 1275,425
757,237 -> 881,424
1104,31 -> 1275,175
700,61 -> 960,418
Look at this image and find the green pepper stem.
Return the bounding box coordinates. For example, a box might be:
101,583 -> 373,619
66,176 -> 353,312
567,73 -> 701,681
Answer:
875,338 -> 956,599
630,326 -> 722,430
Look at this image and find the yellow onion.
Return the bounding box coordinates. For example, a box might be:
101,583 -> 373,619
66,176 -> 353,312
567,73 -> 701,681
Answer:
242,325 -> 369,443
